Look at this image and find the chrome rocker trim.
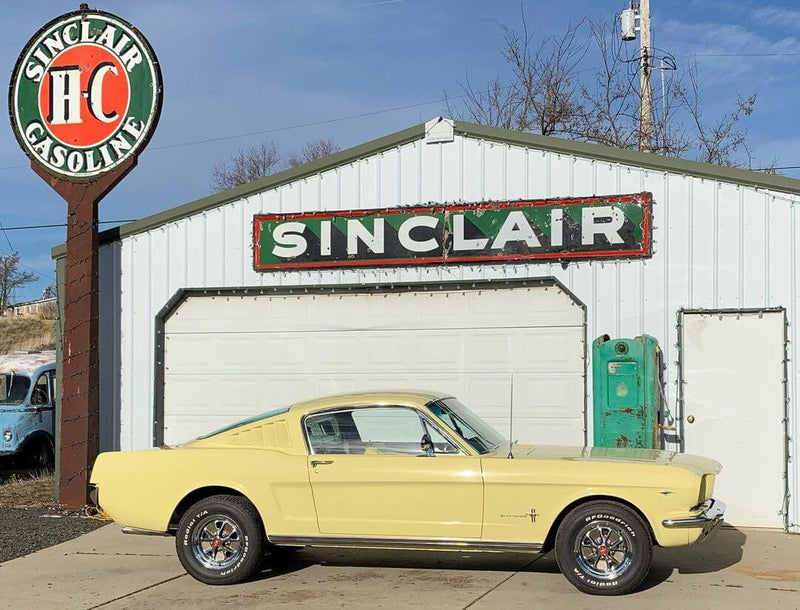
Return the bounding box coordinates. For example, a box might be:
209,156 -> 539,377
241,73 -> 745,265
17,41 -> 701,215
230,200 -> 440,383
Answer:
268,535 -> 543,553
662,498 -> 726,541
121,526 -> 172,537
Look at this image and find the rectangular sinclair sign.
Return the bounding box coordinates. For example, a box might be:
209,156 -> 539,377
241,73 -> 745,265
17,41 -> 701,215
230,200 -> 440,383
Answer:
253,192 -> 652,270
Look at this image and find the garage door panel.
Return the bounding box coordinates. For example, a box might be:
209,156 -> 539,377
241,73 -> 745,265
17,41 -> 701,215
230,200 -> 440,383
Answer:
163,287 -> 585,446
167,289 -> 584,334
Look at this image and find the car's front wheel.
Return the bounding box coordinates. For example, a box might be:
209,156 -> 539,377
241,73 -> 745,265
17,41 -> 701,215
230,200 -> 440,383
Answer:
176,494 -> 263,585
555,500 -> 652,595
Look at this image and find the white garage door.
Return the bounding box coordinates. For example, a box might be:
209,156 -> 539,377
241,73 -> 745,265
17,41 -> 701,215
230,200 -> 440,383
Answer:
681,310 -> 787,528
162,284 -> 586,447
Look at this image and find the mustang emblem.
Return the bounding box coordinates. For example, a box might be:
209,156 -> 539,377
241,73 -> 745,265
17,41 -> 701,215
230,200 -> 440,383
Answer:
501,509 -> 539,523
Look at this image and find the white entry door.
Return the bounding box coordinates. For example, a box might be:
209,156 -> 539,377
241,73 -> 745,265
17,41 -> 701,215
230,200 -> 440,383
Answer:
162,284 -> 585,447
681,310 -> 786,528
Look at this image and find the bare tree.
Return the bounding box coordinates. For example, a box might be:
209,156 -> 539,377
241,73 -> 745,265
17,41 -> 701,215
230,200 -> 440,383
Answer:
211,141 -> 283,193
211,138 -> 343,192
0,253 -> 37,314
451,14 -> 762,168
448,18 -> 588,136
576,17 -> 692,157
288,138 -> 341,168
676,61 -> 756,167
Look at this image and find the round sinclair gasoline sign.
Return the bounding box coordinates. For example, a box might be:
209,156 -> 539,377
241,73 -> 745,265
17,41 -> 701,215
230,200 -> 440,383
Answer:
9,9 -> 162,180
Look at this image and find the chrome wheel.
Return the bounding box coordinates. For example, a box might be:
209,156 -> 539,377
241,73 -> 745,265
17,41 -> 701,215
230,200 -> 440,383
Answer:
191,514 -> 243,571
573,520 -> 633,580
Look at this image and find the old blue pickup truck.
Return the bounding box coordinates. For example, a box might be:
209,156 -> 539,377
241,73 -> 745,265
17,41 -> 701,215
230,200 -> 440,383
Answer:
0,351 -> 56,467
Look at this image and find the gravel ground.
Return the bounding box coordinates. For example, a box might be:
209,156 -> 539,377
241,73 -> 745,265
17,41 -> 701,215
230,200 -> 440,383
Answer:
0,507 -> 106,563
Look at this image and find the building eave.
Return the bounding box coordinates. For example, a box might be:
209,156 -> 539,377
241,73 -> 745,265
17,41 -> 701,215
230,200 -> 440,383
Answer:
51,118 -> 800,260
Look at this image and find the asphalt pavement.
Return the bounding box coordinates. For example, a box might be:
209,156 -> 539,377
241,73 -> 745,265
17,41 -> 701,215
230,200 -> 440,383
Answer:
1,524 -> 798,609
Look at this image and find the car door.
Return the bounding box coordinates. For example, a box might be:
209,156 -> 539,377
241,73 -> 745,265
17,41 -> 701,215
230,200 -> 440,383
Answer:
305,405 -> 483,539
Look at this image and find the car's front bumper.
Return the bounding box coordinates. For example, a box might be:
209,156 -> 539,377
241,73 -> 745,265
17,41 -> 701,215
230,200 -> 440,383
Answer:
662,498 -> 726,543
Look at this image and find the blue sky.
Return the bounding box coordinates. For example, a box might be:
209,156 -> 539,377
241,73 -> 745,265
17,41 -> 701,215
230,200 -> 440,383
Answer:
2,0 -> 800,300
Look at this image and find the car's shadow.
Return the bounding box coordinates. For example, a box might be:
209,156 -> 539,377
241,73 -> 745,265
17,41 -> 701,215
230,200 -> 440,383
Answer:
638,526 -> 747,591
252,527 -> 747,589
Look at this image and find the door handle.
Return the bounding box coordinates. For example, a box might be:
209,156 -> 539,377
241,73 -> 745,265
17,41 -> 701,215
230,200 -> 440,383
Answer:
311,459 -> 334,468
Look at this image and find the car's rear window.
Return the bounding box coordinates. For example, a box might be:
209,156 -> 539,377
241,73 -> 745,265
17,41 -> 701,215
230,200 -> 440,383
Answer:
196,407 -> 290,440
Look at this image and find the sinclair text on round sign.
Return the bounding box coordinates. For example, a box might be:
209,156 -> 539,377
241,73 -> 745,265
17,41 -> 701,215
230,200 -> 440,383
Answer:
9,9 -> 162,180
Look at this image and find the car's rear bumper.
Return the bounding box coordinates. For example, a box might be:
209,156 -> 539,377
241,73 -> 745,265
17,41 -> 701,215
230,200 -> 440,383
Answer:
662,498 -> 726,542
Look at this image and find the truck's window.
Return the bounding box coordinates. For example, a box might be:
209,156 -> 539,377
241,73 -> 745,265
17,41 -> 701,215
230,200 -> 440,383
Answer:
49,371 -> 57,404
31,374 -> 50,405
0,374 -> 30,405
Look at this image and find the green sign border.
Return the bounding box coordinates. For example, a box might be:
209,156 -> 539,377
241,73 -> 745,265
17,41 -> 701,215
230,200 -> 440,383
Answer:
254,192 -> 653,270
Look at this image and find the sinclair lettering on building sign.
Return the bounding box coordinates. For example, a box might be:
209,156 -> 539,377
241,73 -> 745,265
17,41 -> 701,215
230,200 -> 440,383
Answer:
9,8 -> 162,178
253,193 -> 652,270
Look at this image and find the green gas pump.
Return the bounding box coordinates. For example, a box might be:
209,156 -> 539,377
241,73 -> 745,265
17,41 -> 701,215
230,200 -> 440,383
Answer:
592,334 -> 664,449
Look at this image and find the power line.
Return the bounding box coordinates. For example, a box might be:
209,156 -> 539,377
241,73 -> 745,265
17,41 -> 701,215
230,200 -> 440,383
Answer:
0,96 -> 456,173
752,165 -> 800,172
0,219 -> 136,231
689,52 -> 800,58
150,97 -> 454,151
0,220 -> 14,252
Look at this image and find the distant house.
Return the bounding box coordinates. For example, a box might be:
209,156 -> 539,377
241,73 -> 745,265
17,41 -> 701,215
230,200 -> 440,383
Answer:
5,297 -> 57,318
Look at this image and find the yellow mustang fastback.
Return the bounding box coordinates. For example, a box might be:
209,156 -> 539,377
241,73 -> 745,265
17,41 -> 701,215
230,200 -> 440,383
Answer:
90,390 -> 725,595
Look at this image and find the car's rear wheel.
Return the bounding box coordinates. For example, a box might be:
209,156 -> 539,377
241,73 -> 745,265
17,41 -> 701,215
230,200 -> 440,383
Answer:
555,500 -> 652,595
176,494 -> 263,585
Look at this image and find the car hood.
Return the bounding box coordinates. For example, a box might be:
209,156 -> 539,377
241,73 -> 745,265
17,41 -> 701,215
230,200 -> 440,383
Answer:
488,444 -> 721,475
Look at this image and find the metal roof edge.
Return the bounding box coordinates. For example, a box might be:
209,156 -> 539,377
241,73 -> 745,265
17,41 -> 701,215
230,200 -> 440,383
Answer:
452,119 -> 800,197
52,118 -> 800,259
51,122 -> 428,259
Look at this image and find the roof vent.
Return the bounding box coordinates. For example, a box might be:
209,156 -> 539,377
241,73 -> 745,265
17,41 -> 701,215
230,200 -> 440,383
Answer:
425,117 -> 454,144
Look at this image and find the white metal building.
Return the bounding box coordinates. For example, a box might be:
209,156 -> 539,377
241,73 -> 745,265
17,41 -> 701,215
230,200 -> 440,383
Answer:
53,117 -> 800,532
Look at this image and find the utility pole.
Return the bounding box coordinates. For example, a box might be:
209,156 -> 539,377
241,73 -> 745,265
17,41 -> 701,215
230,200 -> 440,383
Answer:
638,0 -> 653,152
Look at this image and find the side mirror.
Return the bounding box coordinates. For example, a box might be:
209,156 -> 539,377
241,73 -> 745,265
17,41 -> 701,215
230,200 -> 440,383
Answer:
420,433 -> 435,457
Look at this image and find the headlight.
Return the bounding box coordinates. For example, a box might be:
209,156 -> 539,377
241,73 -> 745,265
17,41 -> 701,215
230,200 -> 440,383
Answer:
2,429 -> 12,442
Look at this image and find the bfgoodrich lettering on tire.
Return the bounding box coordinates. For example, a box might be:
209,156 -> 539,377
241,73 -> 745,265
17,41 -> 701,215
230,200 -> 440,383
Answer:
555,500 -> 652,595
176,494 -> 263,585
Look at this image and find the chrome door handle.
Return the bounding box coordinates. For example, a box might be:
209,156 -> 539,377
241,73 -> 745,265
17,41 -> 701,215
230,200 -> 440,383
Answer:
311,460 -> 334,468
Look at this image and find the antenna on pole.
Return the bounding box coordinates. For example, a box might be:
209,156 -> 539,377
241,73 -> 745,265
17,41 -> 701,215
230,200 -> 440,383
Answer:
507,372 -> 515,459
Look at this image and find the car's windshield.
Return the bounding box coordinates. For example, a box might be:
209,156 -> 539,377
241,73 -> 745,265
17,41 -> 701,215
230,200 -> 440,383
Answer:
427,398 -> 507,454
0,373 -> 30,405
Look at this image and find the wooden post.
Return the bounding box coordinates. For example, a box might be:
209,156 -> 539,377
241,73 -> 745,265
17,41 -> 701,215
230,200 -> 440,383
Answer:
32,157 -> 136,508
638,0 -> 653,152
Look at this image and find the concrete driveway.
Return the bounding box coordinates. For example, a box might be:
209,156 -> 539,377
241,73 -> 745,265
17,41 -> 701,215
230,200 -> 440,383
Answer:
1,525 -> 798,609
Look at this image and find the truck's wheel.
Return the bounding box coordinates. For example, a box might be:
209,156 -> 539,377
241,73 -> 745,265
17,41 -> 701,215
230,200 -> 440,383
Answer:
23,436 -> 53,469
555,500 -> 652,595
176,494 -> 263,585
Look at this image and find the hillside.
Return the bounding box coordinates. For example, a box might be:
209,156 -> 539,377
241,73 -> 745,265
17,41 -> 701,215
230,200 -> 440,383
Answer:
0,317 -> 56,354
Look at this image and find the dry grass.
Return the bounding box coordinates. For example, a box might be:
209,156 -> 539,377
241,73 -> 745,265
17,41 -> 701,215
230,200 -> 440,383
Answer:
0,317 -> 56,354
0,471 -> 54,508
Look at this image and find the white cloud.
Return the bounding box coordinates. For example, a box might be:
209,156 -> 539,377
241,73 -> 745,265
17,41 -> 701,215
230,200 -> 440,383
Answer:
752,6 -> 800,29
658,18 -> 800,85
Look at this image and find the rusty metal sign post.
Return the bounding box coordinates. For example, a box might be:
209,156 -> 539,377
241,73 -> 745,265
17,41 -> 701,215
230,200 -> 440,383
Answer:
9,6 -> 162,507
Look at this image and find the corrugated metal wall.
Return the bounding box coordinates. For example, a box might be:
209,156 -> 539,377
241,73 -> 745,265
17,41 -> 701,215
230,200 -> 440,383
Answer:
100,133 -> 800,532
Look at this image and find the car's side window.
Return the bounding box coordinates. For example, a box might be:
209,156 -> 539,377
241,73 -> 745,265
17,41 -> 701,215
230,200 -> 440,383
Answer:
305,406 -> 459,456
30,373 -> 49,406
